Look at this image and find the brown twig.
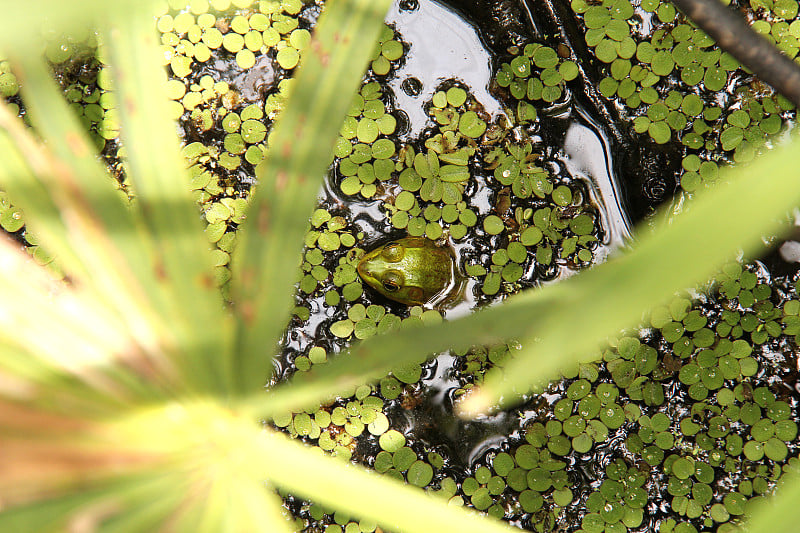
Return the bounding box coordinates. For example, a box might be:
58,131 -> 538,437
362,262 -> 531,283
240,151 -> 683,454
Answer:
671,0 -> 800,107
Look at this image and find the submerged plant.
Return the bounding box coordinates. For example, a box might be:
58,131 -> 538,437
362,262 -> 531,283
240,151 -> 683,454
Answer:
0,1 -> 800,533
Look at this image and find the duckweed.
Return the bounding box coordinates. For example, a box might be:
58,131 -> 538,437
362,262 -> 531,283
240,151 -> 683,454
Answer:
496,42 -> 579,108
378,86 -> 520,244
0,195 -> 24,234
274,391 -> 390,461
570,0 -> 794,209
370,24 -> 405,76
443,260 -> 795,530
17,1 -> 798,531
0,71 -> 19,98
336,82 -> 400,198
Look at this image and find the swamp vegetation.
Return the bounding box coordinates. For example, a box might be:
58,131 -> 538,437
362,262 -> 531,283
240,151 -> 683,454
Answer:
0,0 -> 800,532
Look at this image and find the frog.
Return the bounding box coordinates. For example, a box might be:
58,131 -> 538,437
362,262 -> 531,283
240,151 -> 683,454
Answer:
357,236 -> 460,306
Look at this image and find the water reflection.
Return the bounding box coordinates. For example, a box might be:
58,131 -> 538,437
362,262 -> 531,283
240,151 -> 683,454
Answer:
561,106 -> 633,258
385,0 -> 504,139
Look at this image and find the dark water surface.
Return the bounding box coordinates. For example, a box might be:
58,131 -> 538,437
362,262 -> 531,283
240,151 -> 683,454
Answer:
276,1 -> 800,530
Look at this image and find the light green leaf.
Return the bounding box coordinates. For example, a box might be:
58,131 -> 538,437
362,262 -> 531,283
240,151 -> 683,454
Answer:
259,429 -> 518,533
103,8 -> 234,395
0,96 -> 173,369
248,288 -> 562,417
166,478 -> 292,533
230,0 -> 393,392
462,133 -> 800,415
0,471 -> 186,532
0,235 -> 142,398
747,473 -> 800,533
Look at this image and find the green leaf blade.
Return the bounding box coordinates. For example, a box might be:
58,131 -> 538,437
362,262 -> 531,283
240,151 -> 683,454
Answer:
231,0 -> 393,393
0,92 -> 175,365
251,288 -> 563,418
463,133 -> 800,415
103,10 -> 235,394
260,430 -> 519,533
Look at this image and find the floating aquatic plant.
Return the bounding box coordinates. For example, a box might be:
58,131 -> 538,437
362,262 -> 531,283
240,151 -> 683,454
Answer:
2,0 -> 800,532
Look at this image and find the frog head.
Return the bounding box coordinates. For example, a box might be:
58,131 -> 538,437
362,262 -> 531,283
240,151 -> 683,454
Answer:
357,237 -> 454,306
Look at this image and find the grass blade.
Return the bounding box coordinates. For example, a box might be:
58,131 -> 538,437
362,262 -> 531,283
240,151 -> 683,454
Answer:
0,471 -> 187,533
0,233 -> 177,410
0,102 -> 89,280
0,235 -> 153,397
9,57 -> 178,343
230,0 -> 392,392
461,133 -> 800,415
256,134 -> 800,417
258,429 -> 518,533
0,400 -> 166,508
747,473 -> 800,533
102,8 -> 234,394
0,97 -> 172,364
248,288 -> 564,417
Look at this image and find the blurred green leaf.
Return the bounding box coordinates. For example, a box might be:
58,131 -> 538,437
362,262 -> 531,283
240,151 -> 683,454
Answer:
258,134 -> 800,417
463,132 -> 800,415
164,477 -> 292,533
0,471 -> 186,532
230,0 -> 393,392
0,97 -> 179,378
251,287 -> 563,417
0,102 -> 88,278
747,473 -> 800,533
0,235 -> 144,400
0,0 -> 159,52
0,101 -> 106,289
258,429 -> 519,533
102,8 -> 234,395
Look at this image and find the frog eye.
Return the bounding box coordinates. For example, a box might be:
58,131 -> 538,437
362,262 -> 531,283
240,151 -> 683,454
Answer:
381,270 -> 403,292
381,244 -> 404,262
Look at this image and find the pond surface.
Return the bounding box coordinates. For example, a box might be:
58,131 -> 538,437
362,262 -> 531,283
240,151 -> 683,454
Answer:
269,1 -> 800,531
7,0 -> 798,530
